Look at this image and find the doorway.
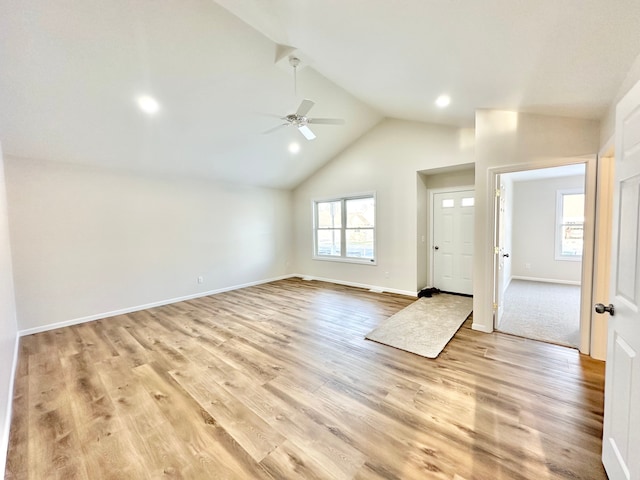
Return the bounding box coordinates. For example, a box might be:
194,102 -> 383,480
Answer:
432,189 -> 474,295
417,165 -> 475,294
494,164 -> 587,348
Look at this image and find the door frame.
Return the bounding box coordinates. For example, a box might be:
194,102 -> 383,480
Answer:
428,185 -> 475,289
590,138 -> 615,360
487,155 -> 597,355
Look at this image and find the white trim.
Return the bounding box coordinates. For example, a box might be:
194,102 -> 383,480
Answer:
16,270 -> 415,333
471,322 -> 493,333
511,275 -> 581,286
311,255 -> 377,266
1,334 -> 20,476
555,188 -> 585,261
293,273 -> 416,297
486,156 -> 596,355
4,271 -> 412,470
312,191 -> 377,265
19,274 -> 297,336
311,190 -> 377,203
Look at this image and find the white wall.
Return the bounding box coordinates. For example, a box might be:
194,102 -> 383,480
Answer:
5,157 -> 292,332
473,111 -> 600,333
292,118 -> 475,295
0,145 -> 19,474
421,168 -> 475,191
511,175 -> 585,283
600,51 -> 640,145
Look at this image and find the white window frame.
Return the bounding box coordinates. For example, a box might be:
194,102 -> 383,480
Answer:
312,192 -> 377,265
555,188 -> 584,261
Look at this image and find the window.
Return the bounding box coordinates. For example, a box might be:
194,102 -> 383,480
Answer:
314,194 -> 375,263
556,189 -> 584,260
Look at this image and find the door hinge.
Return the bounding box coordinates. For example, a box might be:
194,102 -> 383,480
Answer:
494,246 -> 500,254
493,302 -> 498,310
495,188 -> 501,197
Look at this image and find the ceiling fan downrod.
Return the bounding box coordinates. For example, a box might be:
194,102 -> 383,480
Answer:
289,56 -> 300,96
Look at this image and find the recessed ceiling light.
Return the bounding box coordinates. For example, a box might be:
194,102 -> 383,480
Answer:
435,94 -> 451,108
136,95 -> 160,114
288,142 -> 300,154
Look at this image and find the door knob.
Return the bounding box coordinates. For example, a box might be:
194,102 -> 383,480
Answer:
434,246 -> 439,250
502,253 -> 510,258
594,303 -> 615,316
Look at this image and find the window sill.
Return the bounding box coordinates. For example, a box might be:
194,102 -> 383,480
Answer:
313,256 -> 377,266
555,255 -> 582,262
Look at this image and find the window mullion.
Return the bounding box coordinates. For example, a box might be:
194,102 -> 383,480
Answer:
313,194 -> 375,263
341,199 -> 347,258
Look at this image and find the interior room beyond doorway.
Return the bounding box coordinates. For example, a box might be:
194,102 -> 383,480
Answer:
495,164 -> 585,348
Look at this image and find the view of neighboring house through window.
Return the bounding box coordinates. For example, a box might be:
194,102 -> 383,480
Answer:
314,194 -> 375,263
556,189 -> 585,260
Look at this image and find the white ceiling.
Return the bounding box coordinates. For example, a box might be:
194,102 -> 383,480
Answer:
1,0 -> 639,189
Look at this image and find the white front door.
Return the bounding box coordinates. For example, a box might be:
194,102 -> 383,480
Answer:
433,190 -> 474,295
601,79 -> 640,479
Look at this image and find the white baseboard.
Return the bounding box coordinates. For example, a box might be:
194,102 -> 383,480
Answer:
18,273 -> 417,337
471,322 -> 493,333
0,333 -> 20,476
292,274 -> 416,297
511,275 -> 581,286
19,274 -> 297,337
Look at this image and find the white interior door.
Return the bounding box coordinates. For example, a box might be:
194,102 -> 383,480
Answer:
433,190 -> 474,295
494,181 -> 508,325
601,78 -> 640,479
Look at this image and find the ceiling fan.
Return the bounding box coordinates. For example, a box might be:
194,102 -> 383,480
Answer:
264,57 -> 345,141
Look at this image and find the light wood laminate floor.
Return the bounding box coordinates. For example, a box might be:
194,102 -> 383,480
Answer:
5,278 -> 607,479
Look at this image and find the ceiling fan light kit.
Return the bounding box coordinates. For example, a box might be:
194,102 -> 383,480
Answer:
264,56 -> 345,141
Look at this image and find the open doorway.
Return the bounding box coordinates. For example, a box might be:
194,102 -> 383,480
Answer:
494,164 -> 586,348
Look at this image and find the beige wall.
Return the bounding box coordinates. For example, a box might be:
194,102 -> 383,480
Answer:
5,157 -> 292,332
473,111 -> 600,333
0,144 -> 18,473
292,118 -> 475,295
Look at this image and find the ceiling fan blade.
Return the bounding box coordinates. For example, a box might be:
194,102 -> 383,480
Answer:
263,123 -> 288,134
307,118 -> 346,125
296,99 -> 315,117
298,125 -> 316,140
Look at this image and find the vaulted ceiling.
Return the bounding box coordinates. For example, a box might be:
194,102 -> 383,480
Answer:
1,0 -> 639,189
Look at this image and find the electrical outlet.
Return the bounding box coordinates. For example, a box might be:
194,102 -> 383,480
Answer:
525,263 -> 531,269
384,271 -> 390,279
197,276 -> 204,284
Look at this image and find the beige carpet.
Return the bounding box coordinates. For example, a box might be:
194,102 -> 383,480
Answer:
365,294 -> 473,358
497,279 -> 580,347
